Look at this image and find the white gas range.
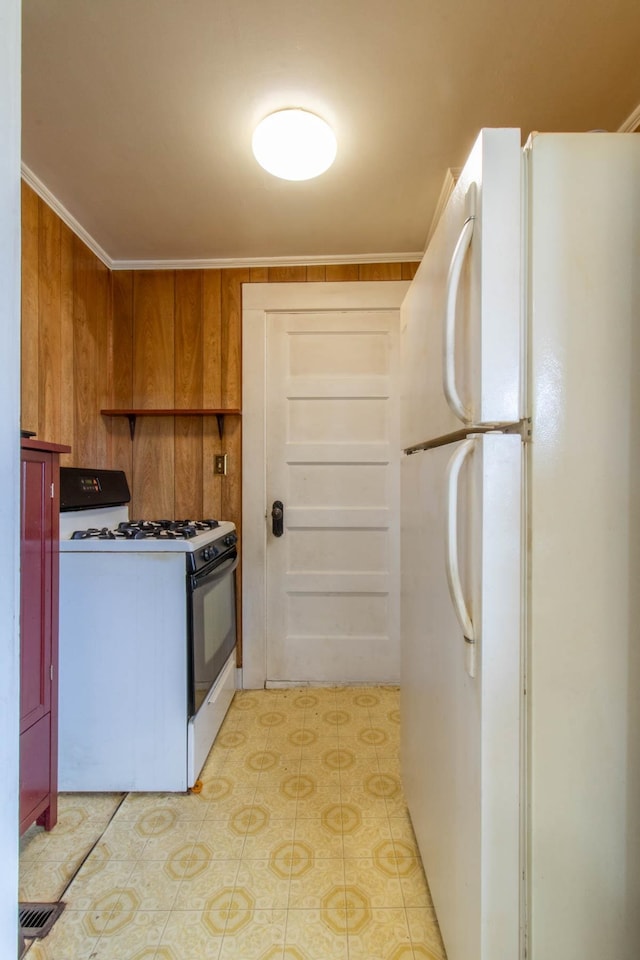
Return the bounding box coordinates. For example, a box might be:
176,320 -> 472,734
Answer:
57,467 -> 238,792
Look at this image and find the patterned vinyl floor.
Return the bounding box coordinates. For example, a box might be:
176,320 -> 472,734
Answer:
19,686 -> 446,960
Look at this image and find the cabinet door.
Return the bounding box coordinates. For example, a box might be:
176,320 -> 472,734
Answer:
20,451 -> 53,730
19,714 -> 51,828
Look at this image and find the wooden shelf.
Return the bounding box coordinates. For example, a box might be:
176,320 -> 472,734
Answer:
101,409 -> 241,440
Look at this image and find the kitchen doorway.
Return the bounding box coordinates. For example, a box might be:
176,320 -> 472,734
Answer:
242,281 -> 409,688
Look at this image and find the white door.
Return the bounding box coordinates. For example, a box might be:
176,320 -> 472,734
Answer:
401,128 -> 522,449
401,433 -> 522,960
265,309 -> 400,683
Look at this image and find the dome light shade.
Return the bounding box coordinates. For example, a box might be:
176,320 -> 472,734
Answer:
252,109 -> 337,181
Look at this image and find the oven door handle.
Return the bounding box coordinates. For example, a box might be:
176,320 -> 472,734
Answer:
190,550 -> 238,590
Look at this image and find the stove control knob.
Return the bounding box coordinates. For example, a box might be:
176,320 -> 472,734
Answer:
223,534 -> 236,547
202,546 -> 214,562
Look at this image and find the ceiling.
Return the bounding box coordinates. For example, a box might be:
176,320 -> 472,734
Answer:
22,0 -> 640,267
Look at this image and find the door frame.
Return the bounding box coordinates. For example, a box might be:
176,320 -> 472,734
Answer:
1,0 -> 22,951
242,281 -> 410,689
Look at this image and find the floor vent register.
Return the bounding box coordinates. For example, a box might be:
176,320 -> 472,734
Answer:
18,902 -> 65,951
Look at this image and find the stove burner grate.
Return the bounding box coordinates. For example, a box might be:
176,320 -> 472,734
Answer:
70,518 -> 220,541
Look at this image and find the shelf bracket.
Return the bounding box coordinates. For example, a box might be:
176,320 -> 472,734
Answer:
127,414 -> 216,440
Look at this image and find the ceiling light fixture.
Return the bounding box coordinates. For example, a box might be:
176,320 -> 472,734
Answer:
252,109 -> 337,181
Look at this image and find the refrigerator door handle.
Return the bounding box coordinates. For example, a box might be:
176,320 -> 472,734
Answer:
445,438 -> 476,646
443,182 -> 476,424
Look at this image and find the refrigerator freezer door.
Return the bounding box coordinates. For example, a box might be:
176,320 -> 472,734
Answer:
401,128 -> 522,449
401,433 -> 522,960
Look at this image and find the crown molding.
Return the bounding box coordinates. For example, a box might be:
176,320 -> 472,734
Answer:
21,163 -> 113,268
618,103 -> 640,132
21,164 -> 421,271
110,251 -> 422,271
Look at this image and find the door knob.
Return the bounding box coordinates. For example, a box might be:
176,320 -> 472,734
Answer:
271,500 -> 284,537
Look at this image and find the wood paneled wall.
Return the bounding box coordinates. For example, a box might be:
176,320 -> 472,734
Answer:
110,268 -> 245,525
21,183 -> 112,469
21,181 -> 419,662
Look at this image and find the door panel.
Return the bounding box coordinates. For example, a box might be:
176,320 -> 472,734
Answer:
400,129 -> 522,449
288,397 -> 388,442
289,330 -> 389,375
20,453 -> 53,730
19,714 -> 51,826
288,528 -> 387,572
401,434 -> 522,960
288,463 -> 388,507
266,310 -> 400,683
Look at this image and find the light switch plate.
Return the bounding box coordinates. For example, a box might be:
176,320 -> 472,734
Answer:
214,454 -> 228,476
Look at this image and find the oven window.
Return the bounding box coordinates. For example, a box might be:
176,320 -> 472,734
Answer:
190,565 -> 236,716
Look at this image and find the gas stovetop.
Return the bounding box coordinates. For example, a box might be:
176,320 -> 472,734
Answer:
58,467 -> 236,553
60,511 -> 236,554
70,519 -> 220,541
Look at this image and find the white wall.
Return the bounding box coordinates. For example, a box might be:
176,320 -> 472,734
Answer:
528,134 -> 640,960
0,0 -> 21,953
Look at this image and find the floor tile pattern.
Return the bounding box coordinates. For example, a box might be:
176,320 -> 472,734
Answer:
20,686 -> 446,959
20,793 -> 125,902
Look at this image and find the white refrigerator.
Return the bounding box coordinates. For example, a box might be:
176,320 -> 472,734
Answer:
400,129 -> 640,960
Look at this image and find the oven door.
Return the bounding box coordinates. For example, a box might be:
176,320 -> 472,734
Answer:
187,548 -> 238,718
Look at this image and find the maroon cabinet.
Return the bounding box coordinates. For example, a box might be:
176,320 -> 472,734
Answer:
19,439 -> 70,835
